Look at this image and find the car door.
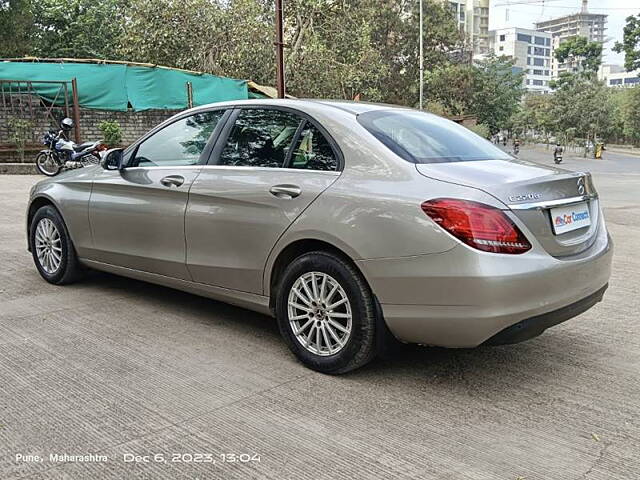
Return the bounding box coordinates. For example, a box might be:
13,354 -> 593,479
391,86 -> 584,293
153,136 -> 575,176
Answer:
88,109 -> 228,279
186,107 -> 342,294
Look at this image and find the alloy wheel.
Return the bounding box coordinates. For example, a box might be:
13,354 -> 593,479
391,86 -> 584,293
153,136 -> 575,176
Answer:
35,218 -> 62,274
287,271 -> 353,356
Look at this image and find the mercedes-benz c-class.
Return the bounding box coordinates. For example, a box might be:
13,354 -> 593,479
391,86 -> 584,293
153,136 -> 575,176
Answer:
27,99 -> 612,373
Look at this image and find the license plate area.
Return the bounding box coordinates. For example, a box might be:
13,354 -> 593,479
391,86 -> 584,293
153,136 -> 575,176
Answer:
550,202 -> 591,235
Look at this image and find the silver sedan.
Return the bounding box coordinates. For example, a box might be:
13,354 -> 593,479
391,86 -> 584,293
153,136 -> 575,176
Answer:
27,99 -> 613,373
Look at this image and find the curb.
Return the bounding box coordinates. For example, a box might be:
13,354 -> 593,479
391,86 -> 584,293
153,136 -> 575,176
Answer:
0,163 -> 38,175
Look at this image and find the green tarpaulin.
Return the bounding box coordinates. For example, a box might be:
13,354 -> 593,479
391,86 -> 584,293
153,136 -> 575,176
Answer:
0,61 -> 249,111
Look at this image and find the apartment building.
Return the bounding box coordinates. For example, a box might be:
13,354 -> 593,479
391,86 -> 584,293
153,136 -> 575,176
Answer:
489,27 -> 553,93
598,64 -> 640,89
534,0 -> 607,77
443,0 -> 490,56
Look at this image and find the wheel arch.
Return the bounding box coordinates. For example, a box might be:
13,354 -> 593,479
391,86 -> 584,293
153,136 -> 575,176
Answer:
266,238 -> 370,313
26,196 -> 63,251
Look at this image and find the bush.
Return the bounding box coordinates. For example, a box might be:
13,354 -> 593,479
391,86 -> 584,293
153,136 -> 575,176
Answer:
98,120 -> 123,147
467,123 -> 491,139
7,117 -> 34,162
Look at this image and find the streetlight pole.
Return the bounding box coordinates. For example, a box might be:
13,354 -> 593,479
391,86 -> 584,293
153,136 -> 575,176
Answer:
419,0 -> 424,110
275,0 -> 286,98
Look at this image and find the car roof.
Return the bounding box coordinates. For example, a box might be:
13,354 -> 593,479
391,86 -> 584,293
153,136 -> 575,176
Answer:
190,98 -> 412,116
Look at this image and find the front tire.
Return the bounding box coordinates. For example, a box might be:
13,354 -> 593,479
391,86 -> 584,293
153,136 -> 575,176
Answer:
30,205 -> 83,284
276,251 -> 377,374
36,151 -> 62,176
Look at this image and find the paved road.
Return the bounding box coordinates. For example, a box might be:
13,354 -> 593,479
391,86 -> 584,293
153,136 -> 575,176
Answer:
514,144 -> 640,175
1,154 -> 639,479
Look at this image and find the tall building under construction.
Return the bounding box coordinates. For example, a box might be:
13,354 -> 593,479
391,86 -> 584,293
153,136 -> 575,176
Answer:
534,0 -> 607,77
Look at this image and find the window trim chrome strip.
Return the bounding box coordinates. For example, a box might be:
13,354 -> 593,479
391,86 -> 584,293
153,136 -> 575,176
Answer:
508,193 -> 597,210
121,165 -> 341,175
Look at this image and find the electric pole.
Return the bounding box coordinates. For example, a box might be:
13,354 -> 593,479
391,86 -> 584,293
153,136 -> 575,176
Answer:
419,0 -> 424,110
275,0 -> 286,98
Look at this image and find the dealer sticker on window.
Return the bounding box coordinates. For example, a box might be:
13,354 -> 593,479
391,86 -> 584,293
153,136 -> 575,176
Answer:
550,202 -> 591,235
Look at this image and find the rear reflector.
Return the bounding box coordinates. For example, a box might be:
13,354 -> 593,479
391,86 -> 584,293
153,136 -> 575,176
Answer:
421,198 -> 531,254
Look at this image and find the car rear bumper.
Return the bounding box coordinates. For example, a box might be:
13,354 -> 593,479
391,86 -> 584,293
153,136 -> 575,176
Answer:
482,283 -> 607,345
356,226 -> 613,348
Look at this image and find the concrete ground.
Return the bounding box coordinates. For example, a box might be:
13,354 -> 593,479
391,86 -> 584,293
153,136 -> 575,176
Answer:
1,147 -> 639,479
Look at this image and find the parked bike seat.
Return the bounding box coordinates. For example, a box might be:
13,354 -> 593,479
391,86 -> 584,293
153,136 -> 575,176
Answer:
73,142 -> 94,152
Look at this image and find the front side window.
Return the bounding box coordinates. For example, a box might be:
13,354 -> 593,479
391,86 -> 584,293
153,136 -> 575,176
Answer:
218,109 -> 301,168
358,110 -> 511,164
131,111 -> 224,167
289,123 -> 338,171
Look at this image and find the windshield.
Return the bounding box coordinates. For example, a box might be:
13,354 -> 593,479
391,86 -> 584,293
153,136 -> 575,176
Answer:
357,110 -> 511,164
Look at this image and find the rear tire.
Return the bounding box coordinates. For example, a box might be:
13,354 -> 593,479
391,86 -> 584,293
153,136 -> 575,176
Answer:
30,205 -> 83,284
276,251 -> 377,374
36,152 -> 62,176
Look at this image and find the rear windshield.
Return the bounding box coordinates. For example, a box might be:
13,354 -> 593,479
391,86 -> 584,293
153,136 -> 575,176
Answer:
357,110 -> 511,164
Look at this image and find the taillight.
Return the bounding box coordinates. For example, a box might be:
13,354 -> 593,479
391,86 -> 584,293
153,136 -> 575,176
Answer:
421,198 -> 531,254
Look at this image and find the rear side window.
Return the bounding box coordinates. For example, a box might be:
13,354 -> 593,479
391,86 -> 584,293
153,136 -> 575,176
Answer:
219,109 -> 300,168
289,122 -> 338,171
357,110 -> 511,164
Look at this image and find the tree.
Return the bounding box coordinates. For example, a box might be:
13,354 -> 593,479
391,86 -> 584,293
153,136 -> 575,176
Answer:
425,55 -> 523,133
554,35 -> 602,75
614,13 -> 640,72
472,55 -> 524,133
424,64 -> 476,115
118,0 -> 463,105
551,74 -> 615,155
510,93 -> 555,145
0,0 -> 34,57
29,0 -> 128,59
282,0 -> 390,101
118,0 -> 219,70
620,87 -> 640,145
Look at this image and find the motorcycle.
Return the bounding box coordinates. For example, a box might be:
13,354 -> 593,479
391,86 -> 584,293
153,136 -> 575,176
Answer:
36,118 -> 107,176
554,146 -> 564,164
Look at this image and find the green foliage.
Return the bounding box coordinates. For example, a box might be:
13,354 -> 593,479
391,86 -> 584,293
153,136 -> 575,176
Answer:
521,74 -> 615,152
7,117 -> 34,161
466,123 -> 490,139
118,0 -> 463,106
118,0 -> 222,71
614,14 -> 640,72
0,0 -> 34,57
98,120 -> 122,146
472,55 -> 524,133
510,93 -> 555,143
554,36 -> 603,75
425,64 -> 476,116
620,87 -> 640,145
553,75 -> 614,144
426,55 -> 524,133
42,0 -> 126,58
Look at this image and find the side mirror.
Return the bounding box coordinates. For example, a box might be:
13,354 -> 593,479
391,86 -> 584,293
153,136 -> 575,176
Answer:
100,148 -> 124,171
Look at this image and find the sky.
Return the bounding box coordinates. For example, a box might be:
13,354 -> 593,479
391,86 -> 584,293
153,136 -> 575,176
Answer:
489,0 -> 639,66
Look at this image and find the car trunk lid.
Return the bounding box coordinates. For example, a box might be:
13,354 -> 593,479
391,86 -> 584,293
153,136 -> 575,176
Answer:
415,159 -> 599,257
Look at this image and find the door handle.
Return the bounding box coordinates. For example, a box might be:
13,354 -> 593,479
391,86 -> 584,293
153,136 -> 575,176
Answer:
160,175 -> 185,187
270,184 -> 301,199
